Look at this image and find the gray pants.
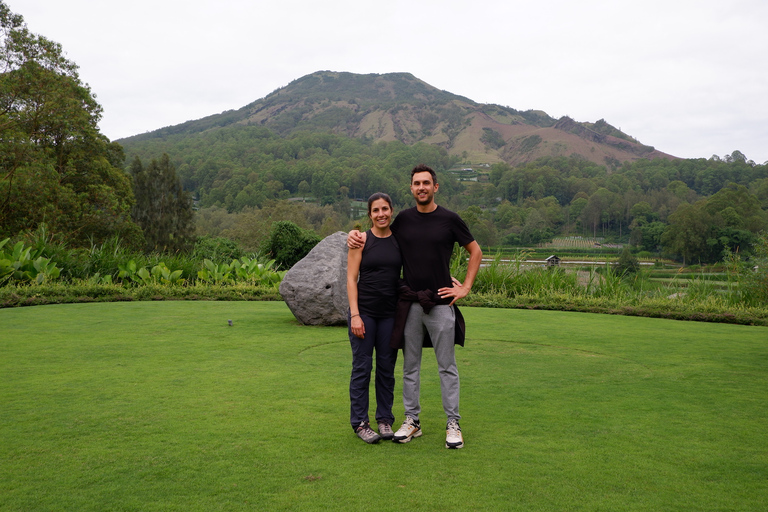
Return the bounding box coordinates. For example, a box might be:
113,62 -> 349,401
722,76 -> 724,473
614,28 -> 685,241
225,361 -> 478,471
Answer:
402,303 -> 460,422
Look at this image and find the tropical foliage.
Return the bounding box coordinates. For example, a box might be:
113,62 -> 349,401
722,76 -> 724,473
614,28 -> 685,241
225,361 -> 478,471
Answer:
0,237 -> 61,285
0,234 -> 284,290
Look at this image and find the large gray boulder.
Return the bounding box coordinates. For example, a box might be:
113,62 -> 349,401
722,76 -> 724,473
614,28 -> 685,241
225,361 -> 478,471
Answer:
279,231 -> 349,326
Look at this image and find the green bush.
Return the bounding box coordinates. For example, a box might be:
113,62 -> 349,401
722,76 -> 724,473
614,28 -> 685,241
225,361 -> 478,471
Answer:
75,236 -> 133,280
232,257 -> 284,288
197,259 -> 234,284
197,256 -> 284,288
262,221 -> 321,270
192,236 -> 243,262
615,246 -> 640,276
0,238 -> 62,285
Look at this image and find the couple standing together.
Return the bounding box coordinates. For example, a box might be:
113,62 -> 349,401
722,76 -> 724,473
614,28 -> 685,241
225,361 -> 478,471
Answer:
346,164 -> 483,449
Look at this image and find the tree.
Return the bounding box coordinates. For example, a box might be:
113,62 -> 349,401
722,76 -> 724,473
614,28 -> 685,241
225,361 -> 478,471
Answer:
581,188 -> 620,237
262,220 -> 321,269
130,155 -> 194,253
636,221 -> 667,253
667,180 -> 694,202
705,183 -> 767,232
521,209 -> 551,245
298,180 -> 311,200
459,205 -> 498,247
629,201 -> 655,224
752,178 -> 768,209
615,246 -> 639,276
0,2 -> 140,246
662,202 -> 715,264
568,195 -> 589,235
480,127 -> 506,149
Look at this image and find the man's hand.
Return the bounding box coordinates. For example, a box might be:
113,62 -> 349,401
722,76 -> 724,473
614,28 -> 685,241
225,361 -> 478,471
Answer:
347,229 -> 366,249
438,277 -> 470,306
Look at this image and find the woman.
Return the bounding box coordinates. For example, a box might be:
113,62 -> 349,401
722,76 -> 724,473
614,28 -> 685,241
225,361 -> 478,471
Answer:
346,192 -> 401,444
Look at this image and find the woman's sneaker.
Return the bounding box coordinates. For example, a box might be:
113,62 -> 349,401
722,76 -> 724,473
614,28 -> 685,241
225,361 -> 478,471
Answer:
445,419 -> 464,449
355,421 -> 381,444
392,416 -> 422,443
378,422 -> 394,440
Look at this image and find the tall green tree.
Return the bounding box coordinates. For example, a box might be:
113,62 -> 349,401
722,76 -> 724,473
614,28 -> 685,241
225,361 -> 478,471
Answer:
635,221 -> 667,253
704,183 -> 767,232
581,188 -> 620,238
662,202 -> 715,264
0,1 -> 140,246
130,155 -> 194,253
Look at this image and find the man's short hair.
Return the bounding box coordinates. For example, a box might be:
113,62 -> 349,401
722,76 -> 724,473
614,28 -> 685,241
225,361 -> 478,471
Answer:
411,164 -> 437,183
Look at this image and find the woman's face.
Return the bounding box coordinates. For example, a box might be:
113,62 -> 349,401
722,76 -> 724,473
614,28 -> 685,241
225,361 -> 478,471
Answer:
369,198 -> 393,229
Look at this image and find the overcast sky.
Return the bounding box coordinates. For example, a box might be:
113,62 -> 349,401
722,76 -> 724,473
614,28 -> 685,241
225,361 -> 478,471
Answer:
19,0 -> 768,163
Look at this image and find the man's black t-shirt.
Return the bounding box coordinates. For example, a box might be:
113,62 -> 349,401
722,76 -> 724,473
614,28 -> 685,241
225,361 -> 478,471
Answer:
391,206 -> 475,298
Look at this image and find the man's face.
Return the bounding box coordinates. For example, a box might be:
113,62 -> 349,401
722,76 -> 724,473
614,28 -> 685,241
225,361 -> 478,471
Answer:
410,171 -> 438,206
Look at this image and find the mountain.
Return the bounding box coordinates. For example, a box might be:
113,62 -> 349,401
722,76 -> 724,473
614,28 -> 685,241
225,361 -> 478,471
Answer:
120,71 -> 675,167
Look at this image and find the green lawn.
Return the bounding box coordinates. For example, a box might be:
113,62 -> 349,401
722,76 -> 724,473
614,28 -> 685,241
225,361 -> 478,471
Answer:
1,302 -> 766,511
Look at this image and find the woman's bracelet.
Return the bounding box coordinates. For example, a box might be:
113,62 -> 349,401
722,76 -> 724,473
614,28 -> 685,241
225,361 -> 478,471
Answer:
350,314 -> 360,318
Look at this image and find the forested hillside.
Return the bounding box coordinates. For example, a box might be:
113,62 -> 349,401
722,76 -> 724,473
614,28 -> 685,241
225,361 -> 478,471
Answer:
117,72 -> 767,265
121,116 -> 767,264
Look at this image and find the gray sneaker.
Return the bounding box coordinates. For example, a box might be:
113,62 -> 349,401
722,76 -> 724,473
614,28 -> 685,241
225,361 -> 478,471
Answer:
355,421 -> 381,444
445,418 -> 464,449
378,422 -> 394,440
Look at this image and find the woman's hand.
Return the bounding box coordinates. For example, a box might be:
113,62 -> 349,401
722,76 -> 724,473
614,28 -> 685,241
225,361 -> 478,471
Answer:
350,314 -> 365,339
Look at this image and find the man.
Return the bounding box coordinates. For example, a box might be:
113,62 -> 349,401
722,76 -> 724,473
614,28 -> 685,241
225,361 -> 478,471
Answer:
348,164 -> 482,449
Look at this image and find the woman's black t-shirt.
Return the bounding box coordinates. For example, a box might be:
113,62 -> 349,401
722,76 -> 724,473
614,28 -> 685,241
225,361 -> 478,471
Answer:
357,230 -> 402,318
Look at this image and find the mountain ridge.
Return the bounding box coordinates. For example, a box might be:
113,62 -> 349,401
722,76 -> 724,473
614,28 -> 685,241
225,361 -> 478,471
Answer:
120,70 -> 675,167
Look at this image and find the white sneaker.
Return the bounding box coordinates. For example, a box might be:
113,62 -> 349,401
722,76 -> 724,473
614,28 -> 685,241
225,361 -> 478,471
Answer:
446,419 -> 464,449
392,416 -> 422,443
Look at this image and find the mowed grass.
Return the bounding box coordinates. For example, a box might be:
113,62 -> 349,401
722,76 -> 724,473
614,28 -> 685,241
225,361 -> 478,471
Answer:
1,302 -> 766,511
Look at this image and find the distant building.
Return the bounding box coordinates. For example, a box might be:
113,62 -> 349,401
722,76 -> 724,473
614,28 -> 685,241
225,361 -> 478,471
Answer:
545,255 -> 561,267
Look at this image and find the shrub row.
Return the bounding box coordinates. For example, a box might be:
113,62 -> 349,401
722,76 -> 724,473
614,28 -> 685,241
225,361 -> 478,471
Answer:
0,282 -> 282,308
2,282 -> 766,327
463,293 -> 768,327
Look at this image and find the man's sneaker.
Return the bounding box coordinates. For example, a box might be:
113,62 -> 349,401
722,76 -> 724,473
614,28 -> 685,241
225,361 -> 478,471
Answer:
392,416 -> 422,443
378,422 -> 394,440
355,421 -> 381,444
446,419 -> 464,449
